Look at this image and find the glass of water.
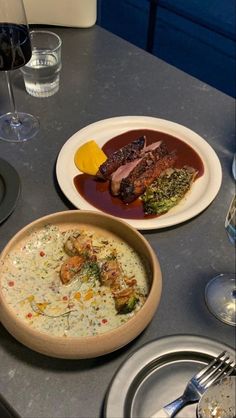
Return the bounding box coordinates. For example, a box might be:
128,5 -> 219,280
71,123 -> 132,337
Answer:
20,30 -> 62,98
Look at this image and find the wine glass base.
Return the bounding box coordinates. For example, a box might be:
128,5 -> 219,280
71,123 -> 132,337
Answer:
0,112 -> 39,142
205,273 -> 236,326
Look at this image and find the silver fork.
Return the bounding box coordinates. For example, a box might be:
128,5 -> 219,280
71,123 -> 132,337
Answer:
150,351 -> 236,418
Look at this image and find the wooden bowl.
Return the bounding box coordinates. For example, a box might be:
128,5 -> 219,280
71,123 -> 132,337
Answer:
0,210 -> 162,359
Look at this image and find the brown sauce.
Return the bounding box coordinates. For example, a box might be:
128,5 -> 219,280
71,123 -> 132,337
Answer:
73,129 -> 204,219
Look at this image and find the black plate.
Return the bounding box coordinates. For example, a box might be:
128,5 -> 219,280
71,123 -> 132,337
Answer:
104,335 -> 235,418
0,159 -> 20,224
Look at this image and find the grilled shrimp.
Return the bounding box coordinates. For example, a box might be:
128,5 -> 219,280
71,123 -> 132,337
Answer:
100,259 -> 122,290
60,255 -> 85,285
64,233 -> 96,260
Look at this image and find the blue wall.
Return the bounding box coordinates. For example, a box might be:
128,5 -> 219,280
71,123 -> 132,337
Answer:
97,0 -> 236,97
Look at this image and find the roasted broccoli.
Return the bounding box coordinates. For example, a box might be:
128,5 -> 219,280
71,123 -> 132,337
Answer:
114,293 -> 138,314
141,166 -> 197,215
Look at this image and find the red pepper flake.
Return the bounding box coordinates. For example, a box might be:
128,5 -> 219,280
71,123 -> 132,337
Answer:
67,302 -> 75,309
39,251 -> 45,257
8,281 -> 15,287
26,312 -> 33,318
62,296 -> 68,301
101,318 -> 108,324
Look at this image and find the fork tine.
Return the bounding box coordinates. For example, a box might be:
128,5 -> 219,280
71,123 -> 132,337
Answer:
204,360 -> 235,389
195,351 -> 226,380
223,364 -> 236,377
198,354 -> 230,384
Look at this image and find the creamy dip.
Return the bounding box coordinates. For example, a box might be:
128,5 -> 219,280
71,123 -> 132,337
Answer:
1,224 -> 149,337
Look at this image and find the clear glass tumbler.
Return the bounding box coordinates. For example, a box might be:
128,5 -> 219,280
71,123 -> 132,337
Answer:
20,30 -> 62,98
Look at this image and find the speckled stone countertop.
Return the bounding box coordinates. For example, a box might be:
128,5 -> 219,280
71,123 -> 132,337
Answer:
0,25 -> 235,418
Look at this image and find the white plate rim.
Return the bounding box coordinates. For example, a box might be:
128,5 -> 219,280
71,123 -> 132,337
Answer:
56,116 -> 222,230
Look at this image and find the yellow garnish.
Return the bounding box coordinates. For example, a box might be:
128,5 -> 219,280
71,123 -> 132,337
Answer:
74,140 -> 107,175
84,289 -> 94,301
74,291 -> 81,301
36,302 -> 49,312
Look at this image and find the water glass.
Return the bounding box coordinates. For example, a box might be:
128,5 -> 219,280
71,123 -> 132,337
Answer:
20,30 -> 62,98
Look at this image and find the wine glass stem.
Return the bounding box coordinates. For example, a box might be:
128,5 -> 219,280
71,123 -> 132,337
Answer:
5,71 -> 21,127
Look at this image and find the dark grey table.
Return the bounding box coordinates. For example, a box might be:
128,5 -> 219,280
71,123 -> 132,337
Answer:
0,25 -> 235,418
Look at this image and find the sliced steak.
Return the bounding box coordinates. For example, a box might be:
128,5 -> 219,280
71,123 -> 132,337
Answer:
96,136 -> 146,180
110,158 -> 142,195
144,140 -> 163,152
120,152 -> 177,203
110,140 -> 168,196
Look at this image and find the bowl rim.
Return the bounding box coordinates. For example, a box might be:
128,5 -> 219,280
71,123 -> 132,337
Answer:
0,210 -> 162,357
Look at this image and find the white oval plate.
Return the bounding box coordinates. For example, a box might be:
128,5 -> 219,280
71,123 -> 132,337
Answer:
56,116 -> 222,230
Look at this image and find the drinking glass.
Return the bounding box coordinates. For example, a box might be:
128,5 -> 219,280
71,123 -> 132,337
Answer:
205,194 -> 236,326
0,0 -> 39,142
20,30 -> 62,98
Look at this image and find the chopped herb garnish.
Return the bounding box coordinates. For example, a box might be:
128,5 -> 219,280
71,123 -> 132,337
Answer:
78,261 -> 101,283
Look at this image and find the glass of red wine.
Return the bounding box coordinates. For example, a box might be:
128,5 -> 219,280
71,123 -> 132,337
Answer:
0,0 -> 39,142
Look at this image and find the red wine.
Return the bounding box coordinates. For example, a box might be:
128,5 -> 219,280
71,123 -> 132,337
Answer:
0,23 -> 32,71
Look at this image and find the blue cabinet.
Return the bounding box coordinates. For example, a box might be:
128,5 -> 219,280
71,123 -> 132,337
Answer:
97,0 -> 236,97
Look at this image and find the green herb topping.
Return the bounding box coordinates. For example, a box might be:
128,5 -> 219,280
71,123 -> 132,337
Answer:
141,166 -> 197,215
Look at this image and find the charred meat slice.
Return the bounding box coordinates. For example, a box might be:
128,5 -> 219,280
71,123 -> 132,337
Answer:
96,136 -> 146,180
120,152 -> 177,203
110,158 -> 142,195
122,141 -> 168,184
110,141 -> 168,196
144,140 -> 163,152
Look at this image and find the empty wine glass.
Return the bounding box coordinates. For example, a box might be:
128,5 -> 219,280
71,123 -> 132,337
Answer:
205,273 -> 236,326
205,157 -> 236,326
0,0 -> 39,142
